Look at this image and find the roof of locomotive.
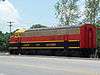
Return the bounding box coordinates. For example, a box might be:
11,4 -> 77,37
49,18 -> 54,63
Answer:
26,25 -> 80,32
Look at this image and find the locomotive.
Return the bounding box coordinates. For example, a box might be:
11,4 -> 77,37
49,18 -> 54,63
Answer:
8,23 -> 99,57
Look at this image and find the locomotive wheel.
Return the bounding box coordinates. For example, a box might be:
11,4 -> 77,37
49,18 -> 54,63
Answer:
9,50 -> 19,55
9,50 -> 14,55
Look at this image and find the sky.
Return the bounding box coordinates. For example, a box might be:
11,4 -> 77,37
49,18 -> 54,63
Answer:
0,0 -> 58,32
0,0 -> 86,33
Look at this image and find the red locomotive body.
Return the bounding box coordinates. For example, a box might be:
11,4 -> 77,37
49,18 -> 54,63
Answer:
80,24 -> 96,48
9,24 -> 96,57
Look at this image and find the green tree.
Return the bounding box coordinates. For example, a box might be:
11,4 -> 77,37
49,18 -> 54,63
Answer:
84,0 -> 100,24
0,31 -> 5,51
4,32 -> 10,52
55,0 -> 79,26
95,20 -> 100,26
95,20 -> 100,57
30,24 -> 47,29
0,31 -> 10,52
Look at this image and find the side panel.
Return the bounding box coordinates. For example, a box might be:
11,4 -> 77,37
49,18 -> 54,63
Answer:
21,35 -> 64,43
9,34 -> 80,49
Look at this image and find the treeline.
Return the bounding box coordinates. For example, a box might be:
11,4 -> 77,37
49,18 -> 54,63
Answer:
0,31 -> 9,52
55,0 -> 100,26
0,31 -> 10,52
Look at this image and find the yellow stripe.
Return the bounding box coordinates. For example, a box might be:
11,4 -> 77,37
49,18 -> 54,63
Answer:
68,40 -> 80,42
9,47 -> 18,49
21,40 -> 64,43
9,40 -> 80,43
9,42 -> 17,43
21,47 -> 64,49
9,40 -> 64,44
68,47 -> 80,48
9,46 -> 80,49
45,40 -> 64,42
